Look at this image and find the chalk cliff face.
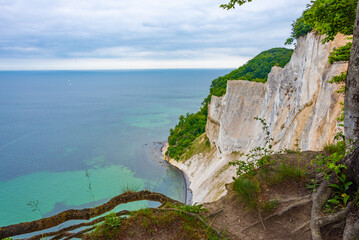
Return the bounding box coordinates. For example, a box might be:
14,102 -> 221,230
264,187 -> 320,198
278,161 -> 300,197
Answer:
167,32 -> 350,203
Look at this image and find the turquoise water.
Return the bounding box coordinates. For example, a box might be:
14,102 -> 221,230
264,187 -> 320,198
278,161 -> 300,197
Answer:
0,69 -> 230,228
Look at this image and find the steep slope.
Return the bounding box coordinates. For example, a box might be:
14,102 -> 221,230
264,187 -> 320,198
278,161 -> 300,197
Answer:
165,32 -> 350,203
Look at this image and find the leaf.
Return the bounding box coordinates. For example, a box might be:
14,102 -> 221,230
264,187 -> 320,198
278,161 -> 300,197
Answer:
328,198 -> 340,204
344,181 -> 353,191
329,183 -> 341,190
343,195 -> 350,206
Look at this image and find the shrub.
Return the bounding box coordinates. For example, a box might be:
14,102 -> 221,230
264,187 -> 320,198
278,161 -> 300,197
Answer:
276,163 -> 307,182
328,42 -> 352,64
285,17 -> 312,45
233,176 -> 260,209
323,141 -> 346,155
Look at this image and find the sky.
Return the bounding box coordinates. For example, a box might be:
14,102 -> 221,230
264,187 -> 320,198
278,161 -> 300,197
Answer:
0,0 -> 310,70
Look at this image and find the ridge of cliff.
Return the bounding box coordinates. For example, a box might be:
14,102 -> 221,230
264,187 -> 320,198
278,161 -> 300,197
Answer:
166,32 -> 350,203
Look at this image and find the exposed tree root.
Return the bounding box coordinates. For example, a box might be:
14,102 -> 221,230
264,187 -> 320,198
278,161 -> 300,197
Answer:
291,221 -> 310,234
317,201 -> 355,227
0,191 -> 179,239
258,210 -> 267,231
207,208 -> 224,218
344,216 -> 359,240
241,196 -> 311,232
274,195 -> 312,204
310,145 -> 359,240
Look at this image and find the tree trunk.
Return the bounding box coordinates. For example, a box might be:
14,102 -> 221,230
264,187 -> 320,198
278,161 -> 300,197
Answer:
344,145 -> 359,186
345,0 -> 359,143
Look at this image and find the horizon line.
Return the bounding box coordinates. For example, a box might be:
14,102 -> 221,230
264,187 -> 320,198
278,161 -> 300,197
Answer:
0,67 -> 236,72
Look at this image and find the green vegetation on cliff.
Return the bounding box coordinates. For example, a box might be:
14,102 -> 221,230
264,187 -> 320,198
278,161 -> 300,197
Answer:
286,0 -> 357,44
328,41 -> 352,64
208,48 -> 293,97
167,109 -> 208,160
166,48 -> 293,160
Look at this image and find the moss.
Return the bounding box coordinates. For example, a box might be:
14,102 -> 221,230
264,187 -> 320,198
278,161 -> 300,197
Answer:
182,134 -> 213,161
214,164 -> 231,179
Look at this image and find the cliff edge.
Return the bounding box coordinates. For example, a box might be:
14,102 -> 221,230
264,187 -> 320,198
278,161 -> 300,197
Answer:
167,32 -> 350,203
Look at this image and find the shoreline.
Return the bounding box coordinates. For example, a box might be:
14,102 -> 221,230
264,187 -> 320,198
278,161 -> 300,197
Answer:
160,142 -> 193,205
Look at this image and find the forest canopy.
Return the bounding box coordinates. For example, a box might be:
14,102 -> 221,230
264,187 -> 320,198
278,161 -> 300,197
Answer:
209,48 -> 293,97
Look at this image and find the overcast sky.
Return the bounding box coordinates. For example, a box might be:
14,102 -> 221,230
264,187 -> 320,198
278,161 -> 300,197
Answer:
0,0 -> 309,70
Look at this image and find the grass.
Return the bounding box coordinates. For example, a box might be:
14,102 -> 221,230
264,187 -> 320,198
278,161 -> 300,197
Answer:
233,176 -> 260,209
263,156 -> 307,185
232,153 -> 308,211
323,141 -> 346,155
275,163 -> 307,182
120,184 -> 142,194
233,173 -> 282,212
182,134 -> 212,161
85,207 -> 226,240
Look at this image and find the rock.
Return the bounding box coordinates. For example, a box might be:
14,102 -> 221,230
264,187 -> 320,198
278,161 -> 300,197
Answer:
172,32 -> 350,203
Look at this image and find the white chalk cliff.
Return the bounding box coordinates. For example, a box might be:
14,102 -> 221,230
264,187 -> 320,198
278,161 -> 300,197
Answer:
166,32 -> 350,203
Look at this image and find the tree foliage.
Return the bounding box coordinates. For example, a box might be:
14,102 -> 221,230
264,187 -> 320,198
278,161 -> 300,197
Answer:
286,0 -> 357,44
166,106 -> 208,160
209,48 -> 293,97
303,0 -> 357,42
328,42 -> 352,64
220,0 -> 252,10
285,17 -> 313,45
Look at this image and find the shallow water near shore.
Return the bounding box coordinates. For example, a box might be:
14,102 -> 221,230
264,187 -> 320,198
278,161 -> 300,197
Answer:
0,69 -> 230,228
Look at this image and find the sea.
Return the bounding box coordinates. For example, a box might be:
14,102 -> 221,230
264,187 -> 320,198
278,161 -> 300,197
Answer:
0,69 -> 230,233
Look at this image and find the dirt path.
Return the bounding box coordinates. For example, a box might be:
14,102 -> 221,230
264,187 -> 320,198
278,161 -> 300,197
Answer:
203,151 -> 346,240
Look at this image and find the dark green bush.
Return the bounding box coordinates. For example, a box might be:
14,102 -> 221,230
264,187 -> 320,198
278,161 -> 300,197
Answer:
328,72 -> 347,84
328,42 -> 352,64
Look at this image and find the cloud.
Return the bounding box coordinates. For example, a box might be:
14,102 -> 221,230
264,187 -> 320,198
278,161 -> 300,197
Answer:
2,47 -> 41,52
70,46 -> 256,60
0,57 -> 251,70
0,0 -> 309,69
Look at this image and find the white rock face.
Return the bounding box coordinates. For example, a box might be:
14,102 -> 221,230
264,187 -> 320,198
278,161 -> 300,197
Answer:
169,32 -> 350,204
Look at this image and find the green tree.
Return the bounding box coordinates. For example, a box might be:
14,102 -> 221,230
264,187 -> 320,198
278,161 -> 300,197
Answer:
285,0 -> 357,44
303,0 -> 357,42
208,48 -> 293,97
220,0 -> 252,9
